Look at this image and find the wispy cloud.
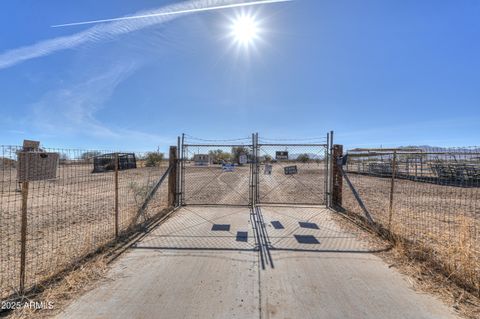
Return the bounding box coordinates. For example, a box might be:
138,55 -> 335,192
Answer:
31,62 -> 137,138
52,0 -> 292,27
0,0 -> 292,70
28,60 -> 176,150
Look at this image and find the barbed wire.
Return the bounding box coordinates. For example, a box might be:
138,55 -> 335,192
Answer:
183,134 -> 251,143
183,134 -> 330,144
258,137 -> 328,142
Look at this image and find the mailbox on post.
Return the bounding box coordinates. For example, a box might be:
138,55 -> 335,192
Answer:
17,140 -> 59,182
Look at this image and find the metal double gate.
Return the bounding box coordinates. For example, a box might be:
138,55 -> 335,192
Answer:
178,133 -> 333,206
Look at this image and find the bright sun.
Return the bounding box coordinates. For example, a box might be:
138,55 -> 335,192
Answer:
230,14 -> 260,46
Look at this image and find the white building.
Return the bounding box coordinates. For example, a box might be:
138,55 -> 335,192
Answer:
193,154 -> 210,166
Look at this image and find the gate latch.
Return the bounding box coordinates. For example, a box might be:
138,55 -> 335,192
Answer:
336,154 -> 348,166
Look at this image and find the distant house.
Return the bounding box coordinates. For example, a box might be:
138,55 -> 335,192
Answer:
193,154 -> 210,166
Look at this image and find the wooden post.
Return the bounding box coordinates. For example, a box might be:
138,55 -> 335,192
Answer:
20,181 -> 29,294
332,144 -> 343,208
168,146 -> 177,208
114,153 -> 119,238
420,156 -> 424,177
388,151 -> 397,230
415,160 -> 418,180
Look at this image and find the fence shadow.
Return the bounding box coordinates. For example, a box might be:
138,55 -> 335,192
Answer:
129,206 -> 391,260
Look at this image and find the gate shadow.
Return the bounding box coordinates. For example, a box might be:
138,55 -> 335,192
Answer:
128,206 -> 391,262
131,206 -> 258,252
254,206 -> 391,260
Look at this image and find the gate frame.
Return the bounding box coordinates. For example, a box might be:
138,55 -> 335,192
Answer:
176,132 -> 334,207
254,133 -> 331,206
178,134 -> 255,206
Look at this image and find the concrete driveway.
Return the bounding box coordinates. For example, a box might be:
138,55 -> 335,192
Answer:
57,206 -> 458,319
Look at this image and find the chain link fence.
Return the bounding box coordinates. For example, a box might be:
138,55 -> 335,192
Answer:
181,141 -> 253,206
179,135 -> 330,206
256,143 -> 328,205
341,147 -> 480,294
0,145 -> 171,299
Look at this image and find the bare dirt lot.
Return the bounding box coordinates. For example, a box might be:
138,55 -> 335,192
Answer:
183,162 -> 326,205
1,164 -> 169,299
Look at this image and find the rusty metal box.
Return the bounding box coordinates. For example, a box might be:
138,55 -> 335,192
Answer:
17,152 -> 59,182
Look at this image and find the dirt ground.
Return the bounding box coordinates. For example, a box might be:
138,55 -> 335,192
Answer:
182,164 -> 251,205
1,161 -> 478,301
342,173 -> 480,294
183,162 -> 326,205
0,164 -> 169,299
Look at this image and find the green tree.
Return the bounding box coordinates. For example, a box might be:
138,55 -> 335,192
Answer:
231,146 -> 249,165
297,153 -> 310,163
209,149 -> 232,164
145,152 -> 164,167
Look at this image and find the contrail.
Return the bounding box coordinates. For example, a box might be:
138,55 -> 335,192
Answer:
0,0 -> 293,70
52,0 -> 293,28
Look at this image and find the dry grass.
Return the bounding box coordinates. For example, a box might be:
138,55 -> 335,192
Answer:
331,210 -> 480,319
385,239 -> 480,319
1,205 -> 176,319
342,173 -> 480,297
0,164 -> 169,300
3,253 -> 109,319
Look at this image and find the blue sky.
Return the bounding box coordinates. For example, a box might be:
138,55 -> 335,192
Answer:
0,0 -> 479,152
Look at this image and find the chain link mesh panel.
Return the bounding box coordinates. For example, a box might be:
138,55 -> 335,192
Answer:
256,144 -> 328,205
181,144 -> 253,206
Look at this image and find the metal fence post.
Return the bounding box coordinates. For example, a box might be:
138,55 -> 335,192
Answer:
250,133 -> 255,206
388,151 -> 397,230
114,153 -> 119,239
19,180 -> 29,294
332,144 -> 343,208
176,137 -> 181,207
329,131 -> 334,207
168,146 -> 178,207
255,132 -> 259,205
180,133 -> 185,206
325,132 -> 330,206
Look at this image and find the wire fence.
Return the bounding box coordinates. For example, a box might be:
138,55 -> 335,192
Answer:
341,147 -> 480,294
181,144 -> 253,206
179,135 -> 329,206
0,145 -> 171,299
256,144 -> 328,205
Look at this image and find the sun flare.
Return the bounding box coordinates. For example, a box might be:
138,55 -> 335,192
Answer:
230,14 -> 260,46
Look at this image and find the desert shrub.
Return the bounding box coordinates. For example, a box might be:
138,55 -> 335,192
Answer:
297,153 -> 310,163
128,181 -> 153,208
145,152 -> 164,167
